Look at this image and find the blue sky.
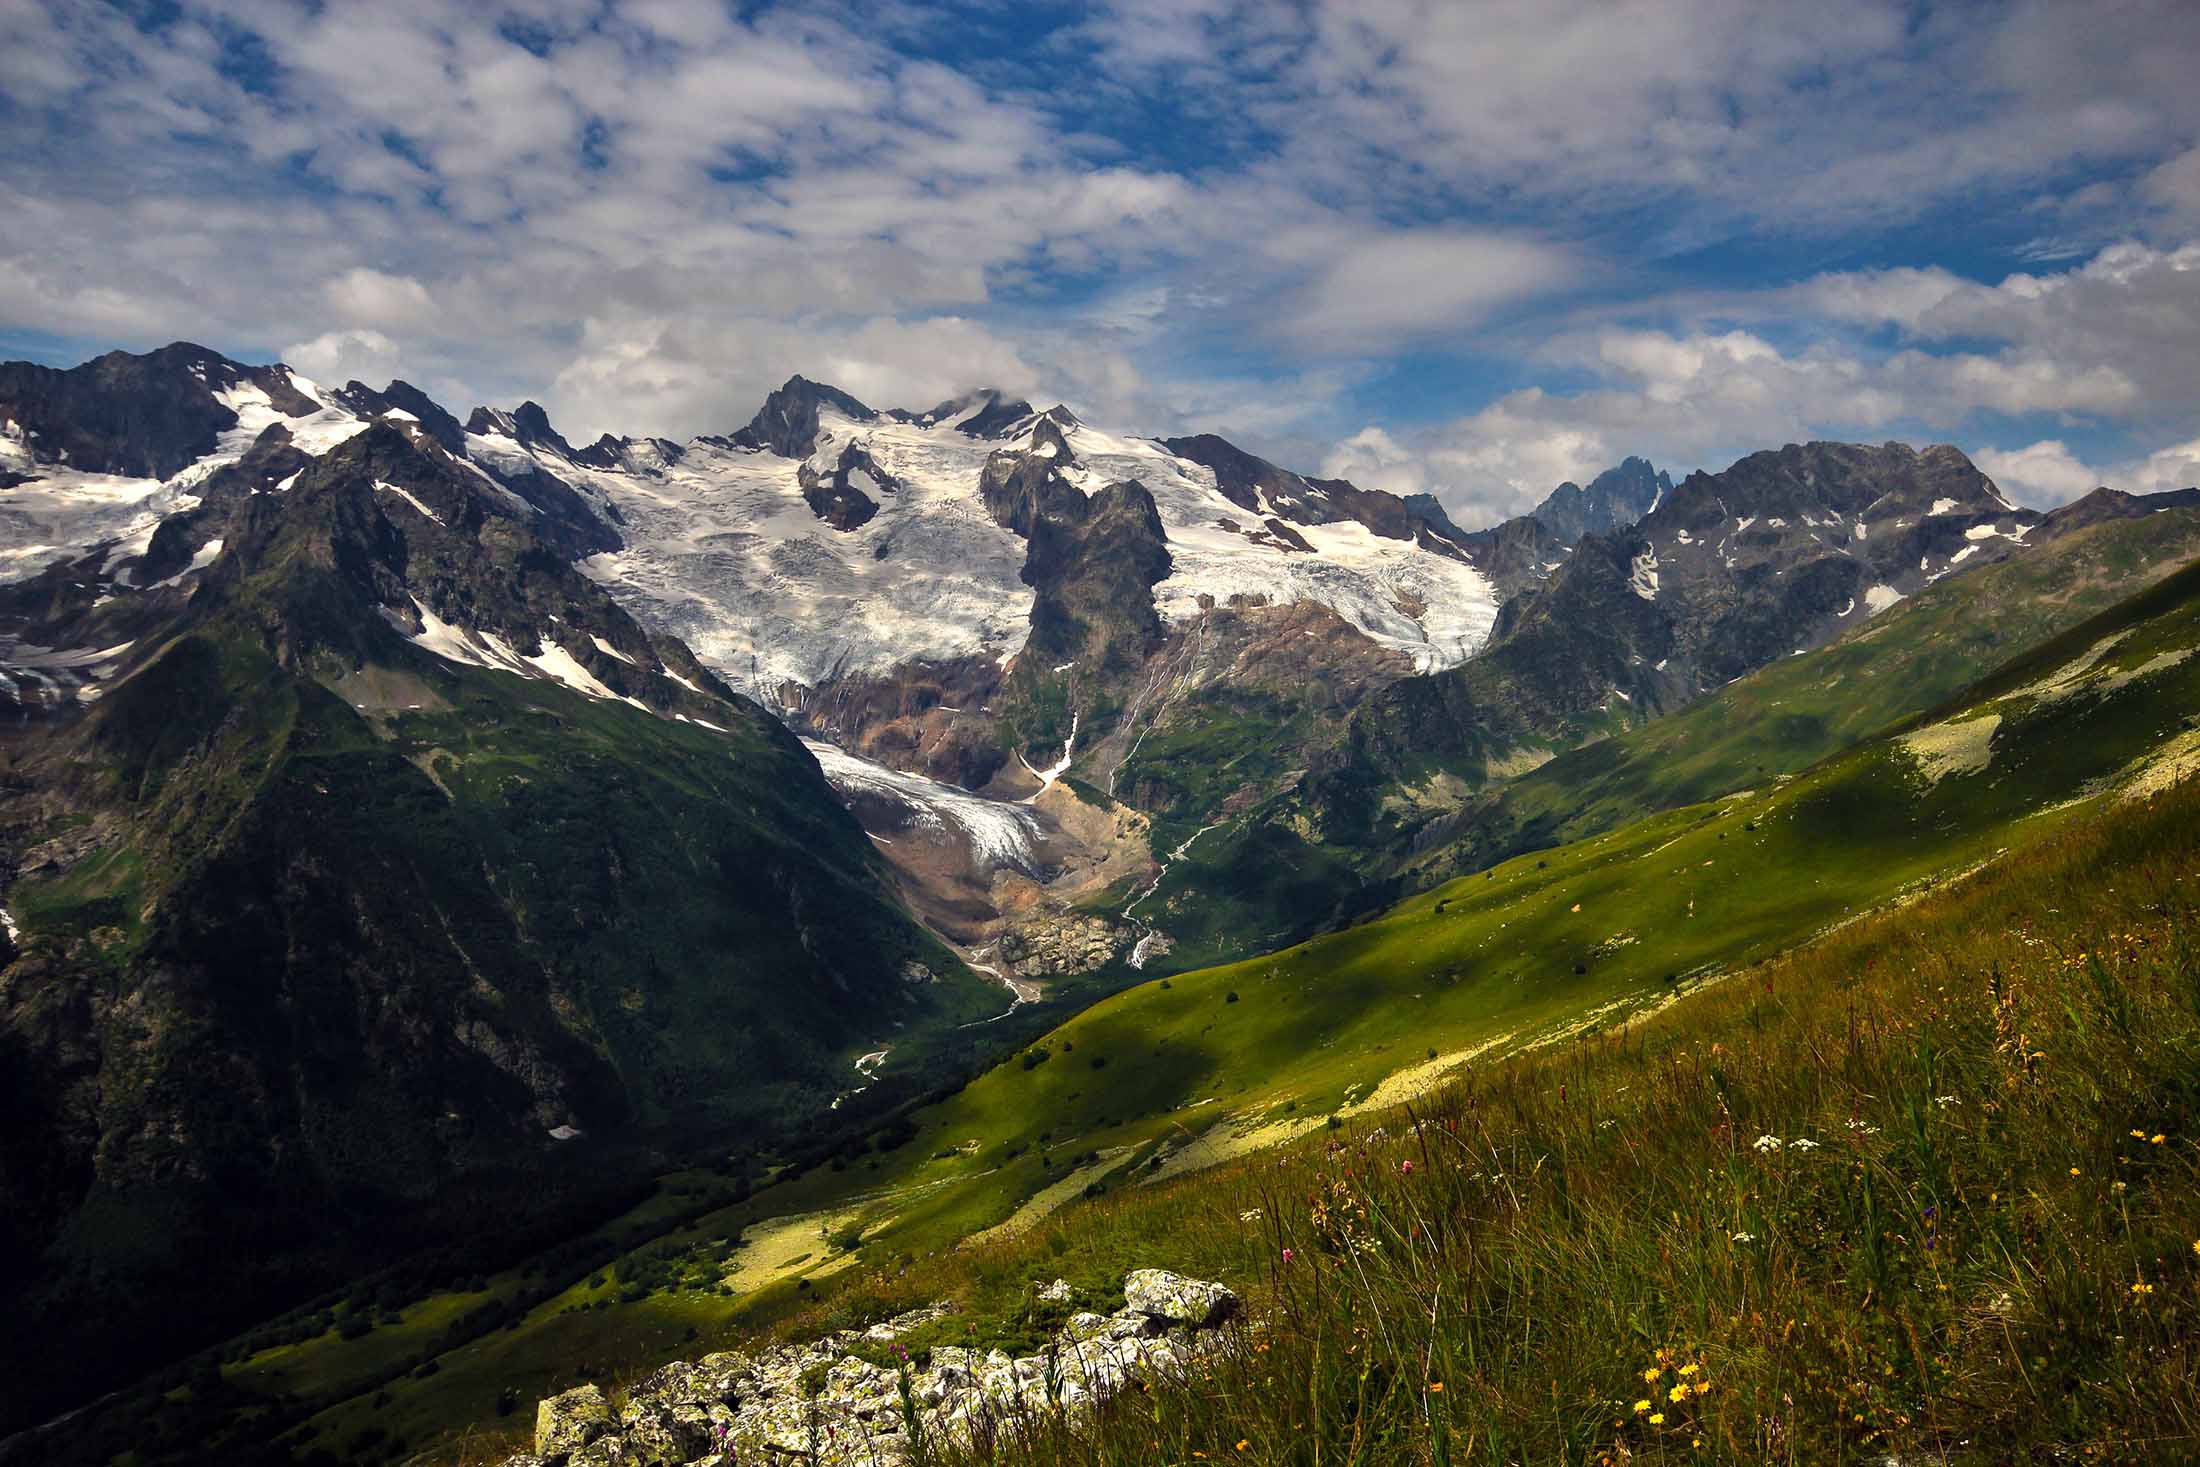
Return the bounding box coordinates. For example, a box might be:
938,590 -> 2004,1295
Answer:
4,1 -> 2200,522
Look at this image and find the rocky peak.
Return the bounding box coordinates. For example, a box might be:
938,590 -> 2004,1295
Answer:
572,433 -> 685,472
466,400 -> 576,459
1530,456 -> 1668,545
0,340 -> 320,478
731,375 -> 877,458
336,378 -> 468,452
954,390 -> 1039,438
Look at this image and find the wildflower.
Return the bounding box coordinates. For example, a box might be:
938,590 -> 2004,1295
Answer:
2131,1129 -> 2147,1140
1428,1381 -> 1444,1393
1280,1248 -> 1294,1264
1634,1400 -> 1651,1414
1642,1367 -> 1661,1383
2151,1134 -> 2166,1145
1239,1209 -> 1264,1222
2070,1167 -> 2082,1177
1669,1384 -> 1688,1403
1753,1135 -> 1782,1153
1236,1440 -> 1251,1452
2131,1282 -> 2155,1296
1934,1095 -> 1961,1109
1650,1413 -> 1666,1425
1731,1230 -> 1755,1243
1401,1160 -> 1415,1176
1678,1363 -> 1699,1377
1791,1138 -> 1821,1151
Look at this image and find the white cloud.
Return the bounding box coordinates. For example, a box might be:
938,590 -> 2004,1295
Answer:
1277,229 -> 1578,348
324,269 -> 437,331
3,0 -> 2200,485
282,328 -> 405,387
1976,435 -> 2200,507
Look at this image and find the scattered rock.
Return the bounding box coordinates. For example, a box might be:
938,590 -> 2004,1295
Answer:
509,1272 -> 1237,1467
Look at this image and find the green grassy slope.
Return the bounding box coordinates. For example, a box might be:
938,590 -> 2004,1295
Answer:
142,547 -> 2200,1467
915,734 -> 2200,1465
1131,511 -> 2200,963
1410,507 -> 2200,881
846,558 -> 2200,1254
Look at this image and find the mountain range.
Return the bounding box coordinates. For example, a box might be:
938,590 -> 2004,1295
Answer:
2,340 -> 2198,1460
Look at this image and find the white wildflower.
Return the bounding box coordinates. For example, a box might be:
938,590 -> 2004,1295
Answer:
1753,1134 -> 1783,1153
1934,1095 -> 1961,1109
1731,1231 -> 1756,1243
1790,1138 -> 1821,1151
1238,1208 -> 1264,1223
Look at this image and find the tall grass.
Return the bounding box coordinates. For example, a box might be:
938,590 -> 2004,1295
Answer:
746,780 -> 2200,1466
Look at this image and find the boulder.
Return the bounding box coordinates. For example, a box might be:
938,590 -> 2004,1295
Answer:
536,1382 -> 613,1461
1123,1269 -> 1238,1328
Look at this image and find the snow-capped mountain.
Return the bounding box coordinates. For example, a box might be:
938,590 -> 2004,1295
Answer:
468,378 -> 1504,708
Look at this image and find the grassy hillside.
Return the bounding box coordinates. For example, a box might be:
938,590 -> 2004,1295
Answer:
114,549 -> 2200,1467
898,728 -> 2200,1464
1412,506 -> 2200,880
1135,510 -> 2200,961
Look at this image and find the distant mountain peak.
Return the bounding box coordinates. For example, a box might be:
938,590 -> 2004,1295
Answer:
1531,457 -> 1669,545
731,375 -> 877,457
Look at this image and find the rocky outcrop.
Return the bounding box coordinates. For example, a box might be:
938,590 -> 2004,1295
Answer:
799,442 -> 892,531
500,1273 -> 1239,1467
996,909 -> 1125,976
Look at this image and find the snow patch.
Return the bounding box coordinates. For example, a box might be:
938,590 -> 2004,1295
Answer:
589,633 -> 637,664
374,480 -> 444,526
1628,545 -> 1660,601
1863,584 -> 1904,614
803,737 -> 1042,873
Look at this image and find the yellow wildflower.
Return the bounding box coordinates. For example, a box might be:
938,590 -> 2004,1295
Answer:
2151,1134 -> 2166,1145
1428,1382 -> 1444,1393
2070,1167 -> 2082,1176
1643,1367 -> 1661,1383
1670,1384 -> 1689,1403
1650,1413 -> 1666,1425
1236,1441 -> 1251,1452
2131,1282 -> 2155,1296
1678,1363 -> 1700,1377
1634,1400 -> 1652,1414
2131,1129 -> 2147,1139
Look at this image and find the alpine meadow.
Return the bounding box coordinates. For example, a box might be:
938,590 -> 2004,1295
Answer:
5,4 -> 2200,1466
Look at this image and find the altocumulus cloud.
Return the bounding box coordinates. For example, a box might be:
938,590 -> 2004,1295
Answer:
1,0 -> 2198,515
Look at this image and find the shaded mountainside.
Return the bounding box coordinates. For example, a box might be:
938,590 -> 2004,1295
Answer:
0,420 -> 999,1434
213,549 -> 2200,1467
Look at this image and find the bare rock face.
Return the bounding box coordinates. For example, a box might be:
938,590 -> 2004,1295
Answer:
507,1272 -> 1239,1467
